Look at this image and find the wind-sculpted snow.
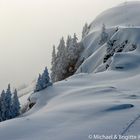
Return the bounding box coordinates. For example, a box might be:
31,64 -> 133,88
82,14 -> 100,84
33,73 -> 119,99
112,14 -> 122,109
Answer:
105,104 -> 134,112
78,2 -> 140,74
0,68 -> 140,140
78,27 -> 140,74
1,1 -> 140,140
90,1 -> 140,31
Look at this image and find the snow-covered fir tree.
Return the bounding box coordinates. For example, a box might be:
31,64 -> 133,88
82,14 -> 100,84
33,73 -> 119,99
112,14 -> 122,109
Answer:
54,37 -> 67,82
5,84 -> 13,120
82,23 -> 89,39
35,74 -> 43,92
51,45 -> 57,82
42,67 -> 52,88
0,97 -> 2,122
12,89 -> 20,118
0,90 -> 6,121
34,67 -> 52,92
67,34 -> 83,72
66,35 -> 72,48
0,85 -> 20,122
67,33 -> 81,65
99,23 -> 108,44
51,34 -> 83,82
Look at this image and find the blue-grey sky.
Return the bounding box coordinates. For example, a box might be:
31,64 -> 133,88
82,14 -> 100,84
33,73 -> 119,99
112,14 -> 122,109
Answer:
0,0 -> 128,90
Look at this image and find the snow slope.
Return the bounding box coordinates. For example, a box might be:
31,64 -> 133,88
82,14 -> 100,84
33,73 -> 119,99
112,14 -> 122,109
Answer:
1,1 -> 140,140
90,1 -> 140,30
1,69 -> 140,140
18,81 -> 35,107
77,27 -> 140,74
77,1 -> 140,74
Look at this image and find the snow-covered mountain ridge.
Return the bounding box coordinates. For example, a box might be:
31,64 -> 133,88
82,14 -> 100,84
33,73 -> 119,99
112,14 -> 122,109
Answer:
77,27 -> 140,73
1,2 -> 140,140
90,1 -> 140,30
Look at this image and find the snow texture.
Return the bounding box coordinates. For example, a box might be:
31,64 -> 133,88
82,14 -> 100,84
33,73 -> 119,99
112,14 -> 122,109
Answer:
1,1 -> 140,140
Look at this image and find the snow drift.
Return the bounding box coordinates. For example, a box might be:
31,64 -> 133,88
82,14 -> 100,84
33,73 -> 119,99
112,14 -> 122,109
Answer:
1,1 -> 140,140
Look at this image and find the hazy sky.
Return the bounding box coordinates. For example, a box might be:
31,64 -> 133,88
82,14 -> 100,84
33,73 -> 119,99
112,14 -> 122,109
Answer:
0,0 -> 132,90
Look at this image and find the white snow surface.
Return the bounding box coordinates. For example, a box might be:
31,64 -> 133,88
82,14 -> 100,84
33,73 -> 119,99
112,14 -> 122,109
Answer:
90,1 -> 140,30
1,70 -> 140,140
1,2 -> 140,140
18,81 -> 35,106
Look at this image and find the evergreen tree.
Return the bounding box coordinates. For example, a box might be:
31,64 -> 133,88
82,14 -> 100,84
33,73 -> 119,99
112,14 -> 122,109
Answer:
0,90 -> 6,121
42,67 -> 52,88
12,89 -> 20,117
82,23 -> 89,39
55,37 -> 67,81
66,35 -> 72,48
0,97 -> 2,122
65,33 -> 82,75
73,33 -> 78,45
67,33 -> 79,62
34,67 -> 52,92
0,86 -> 21,122
99,23 -> 108,44
65,35 -> 72,62
51,45 -> 57,82
56,37 -> 65,58
5,84 -> 12,119
51,34 -> 83,82
51,45 -> 56,65
34,74 -> 43,92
